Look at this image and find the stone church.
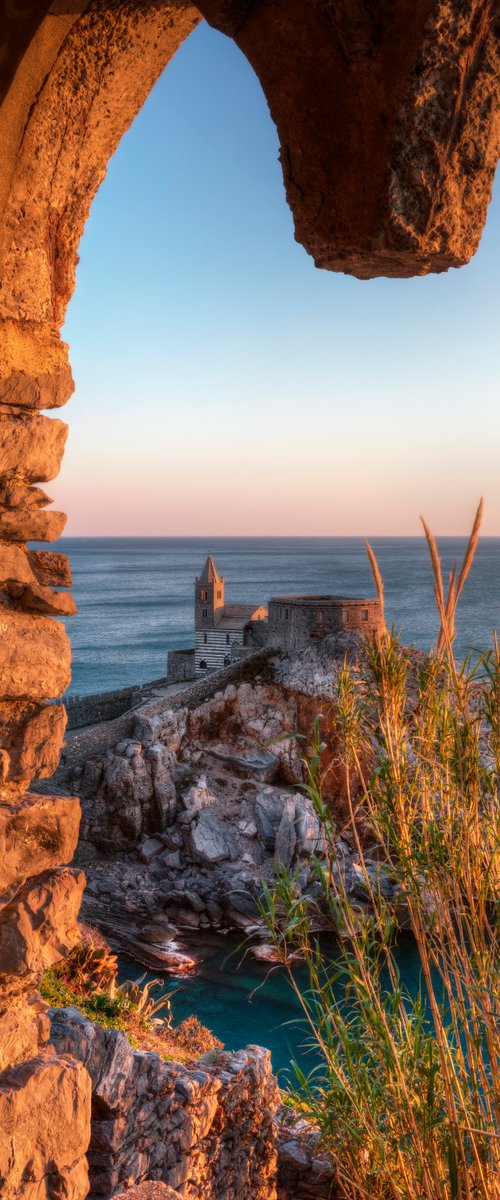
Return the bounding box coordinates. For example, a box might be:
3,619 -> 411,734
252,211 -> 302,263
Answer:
195,556 -> 268,675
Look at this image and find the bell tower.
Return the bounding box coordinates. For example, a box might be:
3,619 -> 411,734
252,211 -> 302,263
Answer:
195,555 -> 225,631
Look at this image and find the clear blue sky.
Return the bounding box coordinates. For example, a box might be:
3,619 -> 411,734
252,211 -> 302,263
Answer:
55,19 -> 500,536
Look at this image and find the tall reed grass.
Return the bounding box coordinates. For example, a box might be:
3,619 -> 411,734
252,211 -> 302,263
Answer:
263,506 -> 499,1200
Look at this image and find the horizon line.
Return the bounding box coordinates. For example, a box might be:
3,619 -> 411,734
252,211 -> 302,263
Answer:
57,532 -> 500,540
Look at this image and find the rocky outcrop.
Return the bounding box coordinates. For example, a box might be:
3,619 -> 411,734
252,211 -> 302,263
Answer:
50,1006 -> 279,1200
51,664 -> 391,963
277,1124 -> 335,1199
1,2 -> 499,1190
0,1051 -> 91,1200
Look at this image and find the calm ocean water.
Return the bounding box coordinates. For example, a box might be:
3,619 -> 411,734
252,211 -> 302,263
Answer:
50,536 -> 500,696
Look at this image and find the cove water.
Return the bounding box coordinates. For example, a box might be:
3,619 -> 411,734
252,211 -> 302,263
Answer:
49,535 -> 500,696
119,930 -> 426,1077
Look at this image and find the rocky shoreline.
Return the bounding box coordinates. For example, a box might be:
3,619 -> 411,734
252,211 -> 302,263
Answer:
39,637 -> 400,975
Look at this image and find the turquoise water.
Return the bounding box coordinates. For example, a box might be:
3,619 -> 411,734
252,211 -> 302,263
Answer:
44,535 -> 500,696
119,931 -> 425,1079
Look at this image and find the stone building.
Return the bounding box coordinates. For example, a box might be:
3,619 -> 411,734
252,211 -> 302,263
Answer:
267,595 -> 384,653
195,556 -> 267,675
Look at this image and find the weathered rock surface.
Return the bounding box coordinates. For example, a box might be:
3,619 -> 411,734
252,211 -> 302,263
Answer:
0,792 -> 80,899
0,701 -> 67,783
50,1006 -> 279,1200
0,505 -> 67,542
0,1051 -> 91,1200
277,1116 -> 335,1199
207,744 -> 280,781
189,810 -> 232,865
0,996 -> 49,1072
274,797 -> 297,869
115,1186 -> 182,1200
0,544 -> 35,587
28,548 -> 72,587
0,482 -> 52,511
202,0 -> 500,278
0,322 -> 74,410
0,867 -> 84,996
0,413 -> 68,483
0,610 -> 71,700
0,544 -> 75,612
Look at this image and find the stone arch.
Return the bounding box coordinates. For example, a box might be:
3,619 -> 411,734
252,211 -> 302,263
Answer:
0,2 -> 499,1195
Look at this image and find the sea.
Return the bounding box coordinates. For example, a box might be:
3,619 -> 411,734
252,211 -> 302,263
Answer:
52,535 -> 500,697
51,536 -> 499,1070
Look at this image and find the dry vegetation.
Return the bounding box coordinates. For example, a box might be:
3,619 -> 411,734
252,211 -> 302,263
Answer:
264,505 -> 499,1200
41,924 -> 222,1062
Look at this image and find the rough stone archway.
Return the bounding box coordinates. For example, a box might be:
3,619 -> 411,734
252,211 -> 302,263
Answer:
0,1 -> 499,1196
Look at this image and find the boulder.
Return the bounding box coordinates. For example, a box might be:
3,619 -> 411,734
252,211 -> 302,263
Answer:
179,774 -> 213,813
4,578 -> 76,615
254,788 -> 293,850
0,1052 -> 91,1200
0,701 -> 67,782
220,883 -> 259,919
189,811 -> 231,865
161,850 -> 181,870
0,610 -> 71,700
138,837 -> 164,864
28,549 -> 72,587
207,744 -> 279,782
255,788 -> 323,862
0,412 -> 68,483
295,797 -> 322,856
351,861 -> 396,901
0,506 -> 67,541
95,750 -> 154,846
0,997 -> 50,1072
0,793 -> 81,899
0,867 -> 85,997
146,741 -> 177,826
0,543 -> 35,587
0,482 -> 52,510
274,797 -> 296,869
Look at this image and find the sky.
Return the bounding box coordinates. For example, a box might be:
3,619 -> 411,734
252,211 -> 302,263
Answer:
55,19 -> 500,537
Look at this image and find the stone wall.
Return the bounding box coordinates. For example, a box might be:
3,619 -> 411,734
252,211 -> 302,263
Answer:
167,649 -> 196,685
66,677 -> 172,731
60,651 -> 273,770
268,596 -> 383,653
50,1006 -> 279,1200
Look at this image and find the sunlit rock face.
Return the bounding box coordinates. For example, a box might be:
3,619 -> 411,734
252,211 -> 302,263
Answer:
0,0 -> 499,1195
0,6 -> 203,1195
201,0 -> 500,278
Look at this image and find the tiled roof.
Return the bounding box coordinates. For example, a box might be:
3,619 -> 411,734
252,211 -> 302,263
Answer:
216,603 -> 267,629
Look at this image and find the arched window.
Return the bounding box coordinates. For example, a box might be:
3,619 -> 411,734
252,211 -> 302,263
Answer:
199,659 -> 207,670
204,633 -> 207,644
200,589 -> 207,601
